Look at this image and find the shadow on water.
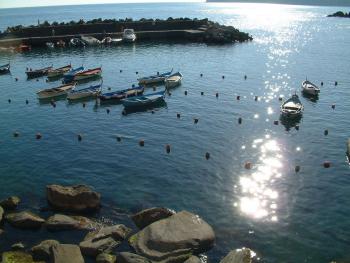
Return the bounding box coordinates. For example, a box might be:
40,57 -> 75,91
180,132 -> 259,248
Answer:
302,92 -> 319,103
122,100 -> 167,115
38,95 -> 67,105
280,114 -> 303,131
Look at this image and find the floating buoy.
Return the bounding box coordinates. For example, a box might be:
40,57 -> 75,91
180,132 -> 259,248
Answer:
52,102 -> 56,108
335,81 -> 338,86
36,79 -> 39,82
323,161 -> 331,168
295,125 -> 299,130
324,129 -> 328,136
222,75 -> 225,79
205,152 -> 210,160
321,82 -> 324,86
279,97 -> 283,101
132,84 -> 135,88
77,134 -> 83,141
13,132 -> 19,138
201,91 -> 204,96
46,79 -> 49,82
106,109 -> 110,114
82,103 -> 86,108
25,100 -> 29,104
165,144 -> 171,154
194,118 -> 199,124
122,110 -> 126,115
274,120 -> 279,125
244,162 -> 252,169
244,75 -> 247,80
331,104 -> 335,109
200,73 -> 203,77
216,92 -> 219,98
120,69 -> 122,73
36,133 -> 42,140
136,71 -> 138,75
184,91 -> 187,95
238,117 -> 242,124
139,140 -> 145,147
15,77 -> 18,81
108,87 -> 111,91
237,96 -> 240,100
177,113 -> 181,118
8,99 -> 11,103
295,165 -> 300,173
116,136 -> 121,142
255,96 -> 258,101
151,110 -> 155,114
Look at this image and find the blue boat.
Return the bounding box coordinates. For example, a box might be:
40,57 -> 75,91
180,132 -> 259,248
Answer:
63,66 -> 84,83
99,86 -> 144,101
138,69 -> 173,85
122,90 -> 165,108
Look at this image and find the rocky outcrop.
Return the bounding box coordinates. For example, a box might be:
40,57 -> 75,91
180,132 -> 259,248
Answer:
131,207 -> 175,229
80,237 -> 119,257
50,244 -> 84,263
84,224 -> 131,241
46,184 -> 101,212
184,256 -> 202,263
31,240 -> 60,261
116,252 -> 152,263
327,11 -> 350,18
0,196 -> 21,210
220,248 -> 255,263
5,211 -> 45,229
45,214 -> 96,231
129,211 -> 215,263
96,253 -> 117,263
204,23 -> 252,44
2,251 -> 44,263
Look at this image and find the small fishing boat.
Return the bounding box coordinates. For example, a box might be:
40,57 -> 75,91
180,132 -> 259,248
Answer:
165,72 -> 183,89
99,86 -> 144,101
302,80 -> 320,96
81,35 -> 100,46
37,83 -> 76,99
280,94 -> 304,117
73,67 -> 102,81
48,64 -> 72,78
26,66 -> 53,79
67,83 -> 102,100
69,38 -> 85,47
0,63 -> 10,74
122,90 -> 165,108
122,29 -> 136,43
63,66 -> 84,83
138,70 -> 173,85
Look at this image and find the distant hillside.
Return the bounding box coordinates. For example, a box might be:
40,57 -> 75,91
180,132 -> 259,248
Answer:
206,0 -> 350,6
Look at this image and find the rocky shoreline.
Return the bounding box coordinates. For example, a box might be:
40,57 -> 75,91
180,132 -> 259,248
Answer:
0,184 -> 256,263
327,11 -> 350,18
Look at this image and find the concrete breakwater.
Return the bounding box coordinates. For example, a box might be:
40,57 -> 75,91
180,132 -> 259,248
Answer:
0,18 -> 253,47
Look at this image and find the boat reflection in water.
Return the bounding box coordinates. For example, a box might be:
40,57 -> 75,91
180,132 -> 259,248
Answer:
280,114 -> 302,131
302,92 -> 319,103
236,137 -> 283,222
122,100 -> 167,115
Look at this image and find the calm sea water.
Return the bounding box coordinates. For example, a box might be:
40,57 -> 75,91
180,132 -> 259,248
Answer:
1,3 -> 350,263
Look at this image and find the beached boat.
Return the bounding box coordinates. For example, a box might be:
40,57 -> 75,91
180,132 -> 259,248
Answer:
67,83 -> 102,100
122,29 -> 136,43
73,67 -> 102,81
48,64 -> 72,78
26,66 -> 53,79
81,35 -> 100,46
165,72 -> 183,89
280,94 -> 304,117
138,70 -> 173,85
99,86 -> 144,101
122,90 -> 165,108
0,63 -> 10,74
63,66 -> 84,83
302,80 -> 320,96
37,83 -> 76,99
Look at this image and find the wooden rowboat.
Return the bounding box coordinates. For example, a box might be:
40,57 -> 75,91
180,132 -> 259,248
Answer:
122,90 -> 165,108
26,66 -> 53,79
99,86 -> 144,101
280,94 -> 304,118
165,72 -> 183,89
37,83 -> 76,99
302,80 -> 320,96
74,67 -> 102,81
138,70 -> 173,85
48,64 -> 72,78
67,83 -> 102,100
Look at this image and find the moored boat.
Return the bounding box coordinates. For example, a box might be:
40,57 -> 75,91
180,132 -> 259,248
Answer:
73,67 -> 102,81
280,94 -> 304,117
48,64 -> 72,78
122,29 -> 136,43
63,66 -> 84,83
165,72 -> 183,89
99,86 -> 144,101
26,66 -> 53,79
67,83 -> 102,100
122,90 -> 165,108
138,70 -> 173,85
302,80 -> 320,96
0,63 -> 10,74
81,35 -> 100,46
37,83 -> 76,99
69,38 -> 85,47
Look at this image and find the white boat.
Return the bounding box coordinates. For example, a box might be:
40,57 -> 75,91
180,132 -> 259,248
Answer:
37,83 -> 76,99
122,29 -> 136,43
69,38 -> 85,47
100,37 -> 123,45
138,70 -> 173,85
302,80 -> 320,96
280,94 -> 304,117
67,83 -> 102,100
165,72 -> 183,89
46,42 -> 55,49
81,35 -> 100,46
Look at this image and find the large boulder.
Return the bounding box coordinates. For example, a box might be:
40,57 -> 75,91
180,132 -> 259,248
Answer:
45,214 -> 96,231
96,253 -> 116,263
129,211 -> 215,263
46,184 -> 101,212
131,207 -> 175,229
2,251 -> 44,263
116,252 -> 152,263
50,244 -> 84,263
0,196 -> 21,210
220,248 -> 255,263
5,211 -> 45,229
84,224 -> 131,241
31,240 -> 60,261
79,237 -> 119,257
184,256 -> 202,263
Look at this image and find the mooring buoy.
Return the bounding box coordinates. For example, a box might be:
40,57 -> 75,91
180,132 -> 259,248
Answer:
324,129 -> 328,136
295,165 -> 300,173
331,104 -> 335,109
255,96 -> 258,101
200,73 -> 203,77
136,71 -> 138,75
205,152 -> 210,160
244,75 -> 247,80
201,91 -> 204,96
151,110 -> 155,114
117,136 -> 121,142
216,92 -> 219,98
78,134 -> 82,141
108,87 -> 111,91
184,91 -> 187,95
295,125 -> 299,130
120,69 -> 122,73
25,100 -> 29,104
274,120 -> 279,125
335,81 -> 338,86
321,82 -> 324,86
15,78 -> 18,81
166,144 -> 171,154
244,162 -> 252,169
194,118 -> 199,124
8,99 -> 11,103
122,110 -> 126,115
238,117 -> 242,124
139,140 -> 145,147
13,132 -> 19,138
106,109 -> 110,114
36,79 -> 39,82
83,103 -> 86,108
177,113 -> 181,118
237,96 -> 240,100
36,133 -> 42,140
323,161 -> 331,168
222,75 -> 225,79
279,97 -> 283,101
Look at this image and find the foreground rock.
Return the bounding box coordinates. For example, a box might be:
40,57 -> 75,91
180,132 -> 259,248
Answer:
46,214 -> 96,231
0,196 -> 21,210
96,253 -> 117,263
220,248 -> 255,263
117,252 -> 152,263
131,207 -> 175,229
84,224 -> 131,241
80,237 -> 119,257
47,184 -> 101,212
2,251 -> 44,263
31,240 -> 60,261
51,244 -> 84,263
5,211 -> 45,229
184,256 -> 202,263
129,211 -> 215,263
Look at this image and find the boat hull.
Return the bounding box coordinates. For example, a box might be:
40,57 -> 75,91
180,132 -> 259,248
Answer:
99,87 -> 144,101
37,84 -> 75,99
74,72 -> 101,81
26,67 -> 52,79
67,91 -> 101,100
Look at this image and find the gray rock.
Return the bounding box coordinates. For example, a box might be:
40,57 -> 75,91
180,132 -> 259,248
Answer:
46,214 -> 95,231
31,239 -> 60,261
96,253 -> 116,263
80,237 -> 119,257
184,256 -> 202,263
47,184 -> 100,212
0,196 -> 21,210
0,206 -> 4,223
51,244 -> 84,263
220,248 -> 254,263
1,251 -> 40,263
116,252 -> 152,263
11,242 -> 25,250
84,224 -> 131,241
129,211 -> 215,263
5,211 -> 45,229
131,207 -> 175,229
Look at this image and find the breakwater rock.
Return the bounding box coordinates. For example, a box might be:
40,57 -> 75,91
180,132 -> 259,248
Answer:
327,11 -> 350,18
